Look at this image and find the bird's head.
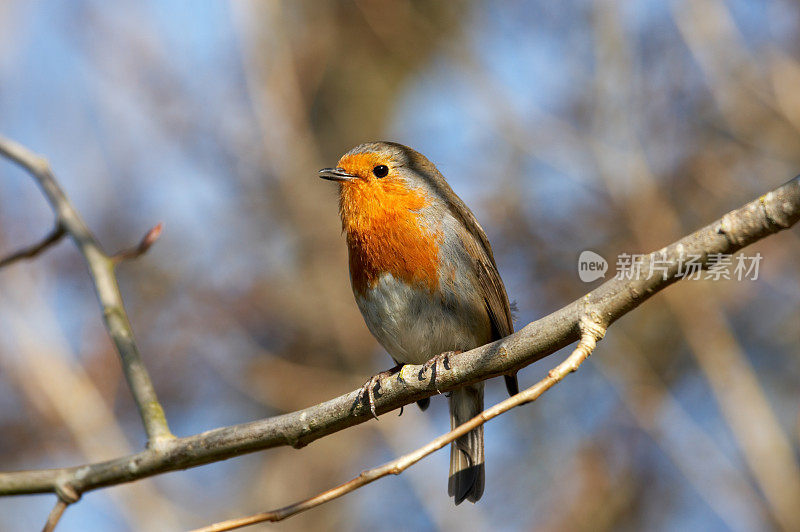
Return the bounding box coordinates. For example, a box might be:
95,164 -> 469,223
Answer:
319,142 -> 439,231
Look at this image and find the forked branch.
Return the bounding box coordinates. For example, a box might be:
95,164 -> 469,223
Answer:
0,136 -> 172,445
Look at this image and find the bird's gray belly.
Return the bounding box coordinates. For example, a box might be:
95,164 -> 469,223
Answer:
355,273 -> 492,365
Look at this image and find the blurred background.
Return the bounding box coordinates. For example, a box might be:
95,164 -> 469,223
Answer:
0,1 -> 799,531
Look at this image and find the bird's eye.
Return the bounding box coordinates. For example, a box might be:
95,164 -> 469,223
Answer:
372,165 -> 389,178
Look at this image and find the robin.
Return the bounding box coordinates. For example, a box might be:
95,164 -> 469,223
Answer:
319,141 -> 518,505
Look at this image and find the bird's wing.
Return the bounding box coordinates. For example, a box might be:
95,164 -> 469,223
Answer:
452,202 -> 514,339
404,148 -> 514,337
404,147 -> 519,396
449,198 -> 519,397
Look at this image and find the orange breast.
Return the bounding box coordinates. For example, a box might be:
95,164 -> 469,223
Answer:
339,179 -> 440,296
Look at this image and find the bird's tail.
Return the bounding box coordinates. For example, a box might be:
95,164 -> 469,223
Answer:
448,383 -> 485,504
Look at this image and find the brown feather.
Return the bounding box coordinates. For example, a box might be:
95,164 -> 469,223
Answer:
399,145 -> 520,396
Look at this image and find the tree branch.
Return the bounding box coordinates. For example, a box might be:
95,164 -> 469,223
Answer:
0,136 -> 173,446
41,499 -> 69,532
0,173 -> 796,501
193,316 -> 607,532
0,223 -> 66,268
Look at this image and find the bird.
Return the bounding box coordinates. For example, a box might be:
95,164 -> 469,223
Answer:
319,141 -> 518,505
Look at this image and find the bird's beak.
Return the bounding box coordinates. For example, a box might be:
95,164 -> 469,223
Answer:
318,167 -> 357,182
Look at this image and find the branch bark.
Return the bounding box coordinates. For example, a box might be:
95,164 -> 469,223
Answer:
0,165 -> 797,500
0,136 -> 173,446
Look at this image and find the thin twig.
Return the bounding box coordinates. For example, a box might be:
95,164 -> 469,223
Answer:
110,223 -> 163,264
0,223 -> 65,268
0,136 -> 173,447
41,499 -> 68,532
193,316 -> 607,532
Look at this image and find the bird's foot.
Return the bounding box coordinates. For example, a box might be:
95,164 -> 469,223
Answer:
357,363 -> 403,419
418,350 -> 459,393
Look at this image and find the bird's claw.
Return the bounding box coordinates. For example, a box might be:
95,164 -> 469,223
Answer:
418,351 -> 456,393
358,374 -> 383,420
356,364 -> 403,419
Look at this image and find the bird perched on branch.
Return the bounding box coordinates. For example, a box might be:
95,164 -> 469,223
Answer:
320,141 -> 518,505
